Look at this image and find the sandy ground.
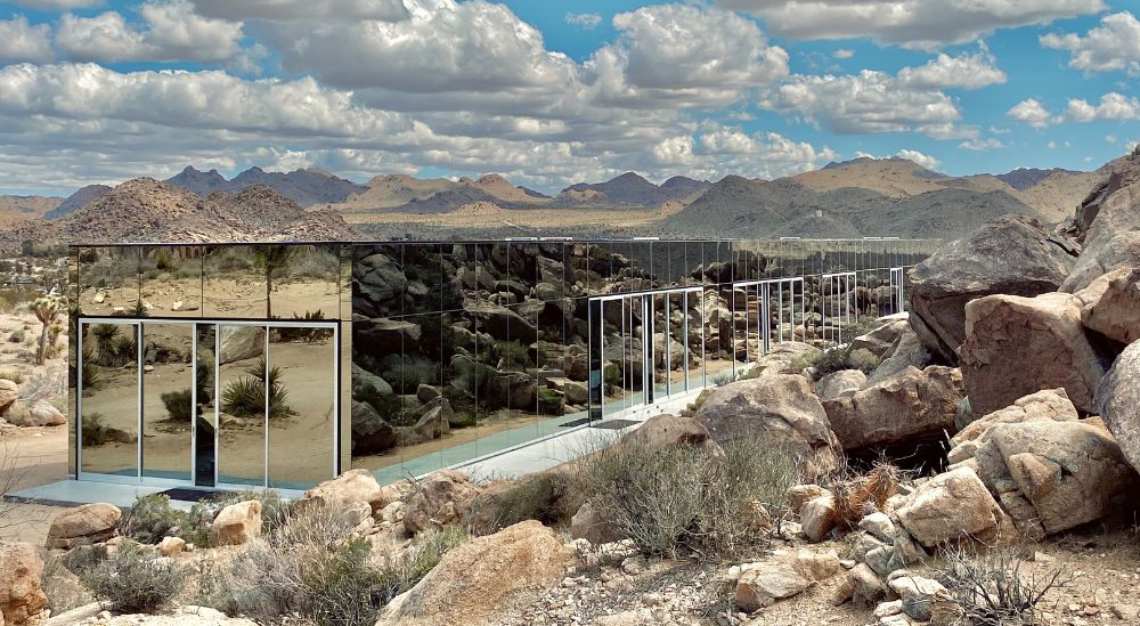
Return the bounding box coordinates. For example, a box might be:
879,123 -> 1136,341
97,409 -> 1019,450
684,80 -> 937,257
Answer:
79,277 -> 340,319
0,425 -> 68,545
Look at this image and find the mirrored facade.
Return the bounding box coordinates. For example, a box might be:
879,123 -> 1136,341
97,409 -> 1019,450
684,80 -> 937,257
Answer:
69,238 -> 935,490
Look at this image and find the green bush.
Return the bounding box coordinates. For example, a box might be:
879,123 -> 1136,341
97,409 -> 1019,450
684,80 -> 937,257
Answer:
161,389 -> 193,422
579,437 -> 800,562
82,542 -> 186,613
119,494 -> 212,547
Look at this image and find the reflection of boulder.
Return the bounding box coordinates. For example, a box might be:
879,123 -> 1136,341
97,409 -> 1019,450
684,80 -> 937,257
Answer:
653,332 -> 686,370
354,251 -> 407,315
219,326 -> 266,365
464,301 -> 537,344
398,397 -> 453,445
352,363 -> 393,401
355,317 -> 422,354
351,400 -> 397,455
547,377 -> 587,405
486,371 -> 537,410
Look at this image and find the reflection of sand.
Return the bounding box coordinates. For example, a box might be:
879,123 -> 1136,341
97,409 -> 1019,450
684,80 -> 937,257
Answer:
81,277 -> 339,319
80,329 -> 338,489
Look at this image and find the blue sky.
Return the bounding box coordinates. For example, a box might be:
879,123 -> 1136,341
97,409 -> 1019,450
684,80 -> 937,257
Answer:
0,0 -> 1137,196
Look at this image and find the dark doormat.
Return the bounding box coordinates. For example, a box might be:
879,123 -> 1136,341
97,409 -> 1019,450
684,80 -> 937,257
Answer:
559,417 -> 592,428
158,488 -> 236,503
590,419 -> 640,431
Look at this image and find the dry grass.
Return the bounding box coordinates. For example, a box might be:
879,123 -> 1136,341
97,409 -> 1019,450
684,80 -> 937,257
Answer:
936,544 -> 1069,626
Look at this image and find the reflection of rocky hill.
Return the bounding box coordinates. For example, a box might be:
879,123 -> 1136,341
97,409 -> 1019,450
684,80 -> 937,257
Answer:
0,195 -> 61,225
166,166 -> 367,207
44,184 -> 112,220
0,178 -> 359,253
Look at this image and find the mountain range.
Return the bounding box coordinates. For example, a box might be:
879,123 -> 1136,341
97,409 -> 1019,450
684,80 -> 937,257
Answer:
0,154 -> 1114,251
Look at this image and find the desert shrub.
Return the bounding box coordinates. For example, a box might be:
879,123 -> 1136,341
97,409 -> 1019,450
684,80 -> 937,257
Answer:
579,437 -> 800,561
466,472 -> 577,536
375,526 -> 468,602
222,358 -> 294,419
493,340 -> 530,367
80,412 -> 111,446
797,345 -> 881,377
82,542 -> 186,613
119,494 -> 212,547
161,389 -> 193,422
8,329 -> 24,344
42,554 -> 95,614
212,489 -> 292,536
937,545 -> 1068,626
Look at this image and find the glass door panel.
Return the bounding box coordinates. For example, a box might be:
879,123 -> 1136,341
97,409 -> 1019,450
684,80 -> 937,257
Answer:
141,323 -> 193,482
267,327 -> 336,490
80,321 -> 139,479
218,324 -> 266,487
195,324 -> 218,487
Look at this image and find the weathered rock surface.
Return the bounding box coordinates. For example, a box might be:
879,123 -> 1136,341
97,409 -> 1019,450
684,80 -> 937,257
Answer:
948,388 -> 1077,465
974,419 -> 1136,536
403,470 -> 481,535
851,316 -> 910,359
750,342 -> 821,378
799,494 -> 838,542
908,216 -> 1076,362
735,549 -> 843,611
816,370 -> 866,401
620,413 -> 719,454
302,469 -> 386,513
1076,267 -> 1140,345
378,520 -> 572,626
45,503 -> 121,550
569,501 -> 623,546
960,292 -> 1108,415
1099,340 -> 1140,475
823,366 -> 963,450
894,466 -> 1003,548
0,380 -> 18,416
0,543 -> 46,626
210,500 -> 262,547
866,327 -> 932,386
1062,149 -> 1140,292
693,374 -> 841,478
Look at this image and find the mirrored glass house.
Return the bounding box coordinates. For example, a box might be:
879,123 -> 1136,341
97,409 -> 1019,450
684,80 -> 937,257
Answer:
65,238 -> 936,491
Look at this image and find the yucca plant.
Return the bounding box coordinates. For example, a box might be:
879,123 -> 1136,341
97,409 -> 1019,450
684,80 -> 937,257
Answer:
222,357 -> 295,419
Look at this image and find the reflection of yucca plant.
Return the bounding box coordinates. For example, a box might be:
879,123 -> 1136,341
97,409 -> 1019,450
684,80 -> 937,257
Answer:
222,358 -> 295,419
80,344 -> 100,391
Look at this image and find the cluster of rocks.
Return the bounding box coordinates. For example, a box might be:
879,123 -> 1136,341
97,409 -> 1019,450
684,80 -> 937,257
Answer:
0,376 -> 64,428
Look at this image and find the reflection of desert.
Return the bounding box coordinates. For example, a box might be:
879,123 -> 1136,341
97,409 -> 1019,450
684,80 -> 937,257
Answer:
352,410 -> 579,472
81,330 -> 336,489
80,277 -> 339,319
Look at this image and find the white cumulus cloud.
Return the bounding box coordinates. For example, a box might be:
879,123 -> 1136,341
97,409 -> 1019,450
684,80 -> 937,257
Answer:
0,17 -> 53,63
1007,98 -> 1055,128
717,0 -> 1104,50
190,0 -> 409,21
565,12 -> 602,30
896,49 -> 1007,90
1065,93 -> 1140,122
1041,11 -> 1140,75
57,0 -> 244,63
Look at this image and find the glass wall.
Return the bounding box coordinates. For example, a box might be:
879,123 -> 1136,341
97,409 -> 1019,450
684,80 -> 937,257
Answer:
72,239 -> 936,490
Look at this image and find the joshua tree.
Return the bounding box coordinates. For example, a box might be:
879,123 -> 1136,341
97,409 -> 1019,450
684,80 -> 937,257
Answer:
253,246 -> 297,319
32,296 -> 61,365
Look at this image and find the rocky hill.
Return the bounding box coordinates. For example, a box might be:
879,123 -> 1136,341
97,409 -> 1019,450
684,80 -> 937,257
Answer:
166,166 -> 367,207
0,195 -> 61,226
0,178 -> 359,253
43,184 -> 112,220
557,172 -> 710,208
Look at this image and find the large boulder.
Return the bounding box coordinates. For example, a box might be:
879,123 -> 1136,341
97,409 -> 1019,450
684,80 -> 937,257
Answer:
620,413 -> 720,454
693,374 -> 841,478
908,216 -> 1076,363
822,366 -> 963,451
866,326 -> 932,386
973,419 -> 1136,537
45,503 -> 121,550
850,316 -> 910,359
219,326 -> 266,365
1098,340 -> 1140,475
302,469 -> 386,513
735,549 -> 843,611
403,470 -> 481,535
1076,267 -> 1140,345
894,466 -> 1004,548
960,292 -> 1108,415
816,370 -> 866,401
0,380 -> 17,416
751,342 -> 821,378
948,389 -> 1077,464
0,543 -> 47,626
1061,149 -> 1140,292
210,500 -> 262,547
4,400 -> 65,427
378,521 -> 572,626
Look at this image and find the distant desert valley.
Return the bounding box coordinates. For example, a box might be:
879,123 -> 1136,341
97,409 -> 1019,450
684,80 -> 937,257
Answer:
0,155 -> 1111,252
